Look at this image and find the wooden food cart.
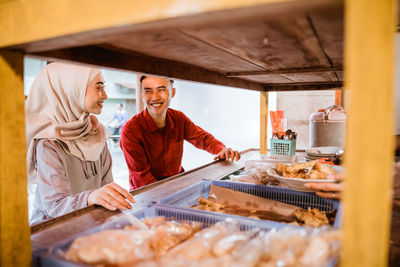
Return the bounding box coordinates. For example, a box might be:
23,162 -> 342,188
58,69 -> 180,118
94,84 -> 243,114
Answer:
0,0 -> 397,266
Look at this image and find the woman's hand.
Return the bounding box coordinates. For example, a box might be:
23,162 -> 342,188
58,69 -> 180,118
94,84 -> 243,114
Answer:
304,173 -> 344,199
87,182 -> 135,211
214,148 -> 241,162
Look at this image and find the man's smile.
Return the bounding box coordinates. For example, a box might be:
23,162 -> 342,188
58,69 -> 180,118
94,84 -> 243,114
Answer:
150,102 -> 163,108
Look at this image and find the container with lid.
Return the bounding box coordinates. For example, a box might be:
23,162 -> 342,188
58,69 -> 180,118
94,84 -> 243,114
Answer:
309,105 -> 346,148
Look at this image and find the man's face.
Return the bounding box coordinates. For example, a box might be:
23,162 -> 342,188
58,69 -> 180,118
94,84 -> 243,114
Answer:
142,76 -> 175,117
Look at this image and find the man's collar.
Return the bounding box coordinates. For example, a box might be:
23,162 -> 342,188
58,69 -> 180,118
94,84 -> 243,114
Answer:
143,109 -> 159,132
143,108 -> 175,133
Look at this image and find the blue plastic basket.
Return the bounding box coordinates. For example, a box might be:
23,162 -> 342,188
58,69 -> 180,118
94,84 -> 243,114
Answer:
158,179 -> 341,227
33,205 -> 284,267
270,138 -> 296,155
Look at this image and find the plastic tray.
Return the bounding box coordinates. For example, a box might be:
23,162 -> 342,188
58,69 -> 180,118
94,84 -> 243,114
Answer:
158,179 -> 341,227
33,204 -> 285,267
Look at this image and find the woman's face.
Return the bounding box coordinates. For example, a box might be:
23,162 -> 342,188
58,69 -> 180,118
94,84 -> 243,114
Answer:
84,73 -> 107,114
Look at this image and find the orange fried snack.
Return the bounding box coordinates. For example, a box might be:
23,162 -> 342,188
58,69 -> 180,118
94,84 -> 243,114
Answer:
192,196 -> 225,212
294,207 -> 330,227
276,161 -> 335,180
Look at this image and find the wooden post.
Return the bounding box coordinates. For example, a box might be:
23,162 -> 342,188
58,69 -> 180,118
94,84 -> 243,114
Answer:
136,74 -> 145,113
260,91 -> 268,154
341,0 -> 396,266
0,51 -> 31,266
341,88 -> 347,109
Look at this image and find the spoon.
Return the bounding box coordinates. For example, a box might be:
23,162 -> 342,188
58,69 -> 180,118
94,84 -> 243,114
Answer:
285,129 -> 293,140
120,199 -> 149,230
120,209 -> 149,230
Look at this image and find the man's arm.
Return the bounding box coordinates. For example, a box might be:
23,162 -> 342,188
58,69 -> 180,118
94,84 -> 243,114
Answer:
120,126 -> 158,189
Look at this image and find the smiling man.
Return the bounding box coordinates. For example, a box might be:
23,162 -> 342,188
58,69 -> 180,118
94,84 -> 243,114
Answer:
120,75 -> 240,190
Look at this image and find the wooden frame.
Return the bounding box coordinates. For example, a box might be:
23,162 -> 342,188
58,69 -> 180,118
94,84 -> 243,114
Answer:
341,0 -> 396,266
0,0 -> 397,266
0,51 -> 31,266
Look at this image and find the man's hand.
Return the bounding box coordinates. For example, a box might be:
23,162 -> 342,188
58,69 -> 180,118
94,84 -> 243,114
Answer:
214,147 -> 241,162
87,182 -> 135,211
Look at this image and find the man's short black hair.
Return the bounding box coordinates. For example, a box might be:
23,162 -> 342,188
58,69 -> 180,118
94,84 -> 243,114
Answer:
140,75 -> 174,87
118,103 -> 123,108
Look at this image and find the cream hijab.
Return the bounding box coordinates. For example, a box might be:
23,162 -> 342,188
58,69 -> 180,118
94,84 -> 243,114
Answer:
26,62 -> 107,185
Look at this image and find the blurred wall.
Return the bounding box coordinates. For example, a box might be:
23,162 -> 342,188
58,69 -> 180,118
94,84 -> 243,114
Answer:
170,80 -> 260,170
276,90 -> 336,149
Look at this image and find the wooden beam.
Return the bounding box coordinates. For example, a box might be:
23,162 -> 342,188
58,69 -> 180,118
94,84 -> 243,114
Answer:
177,30 -> 270,72
105,29 -> 269,79
0,51 -> 31,266
0,0 -> 279,48
28,45 -> 265,91
308,5 -> 344,67
263,81 -> 342,91
341,0 -> 396,266
1,0 -> 339,50
226,66 -> 343,76
260,92 -> 268,154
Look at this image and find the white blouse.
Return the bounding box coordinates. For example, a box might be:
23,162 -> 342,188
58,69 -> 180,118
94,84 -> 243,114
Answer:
30,139 -> 113,225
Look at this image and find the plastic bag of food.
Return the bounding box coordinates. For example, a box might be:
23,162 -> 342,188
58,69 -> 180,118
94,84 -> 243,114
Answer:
212,231 -> 254,256
257,227 -> 341,267
65,229 -> 154,265
135,255 -> 233,267
167,221 -> 239,260
300,228 -> 341,266
244,160 -> 277,170
230,166 -> 280,185
150,220 -> 200,258
229,170 -> 264,185
230,233 -> 266,267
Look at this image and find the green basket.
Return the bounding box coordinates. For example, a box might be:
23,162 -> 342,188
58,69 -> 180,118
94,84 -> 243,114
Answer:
270,139 -> 296,155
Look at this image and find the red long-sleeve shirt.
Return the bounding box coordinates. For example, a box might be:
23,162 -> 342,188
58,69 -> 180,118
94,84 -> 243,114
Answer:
120,108 -> 226,190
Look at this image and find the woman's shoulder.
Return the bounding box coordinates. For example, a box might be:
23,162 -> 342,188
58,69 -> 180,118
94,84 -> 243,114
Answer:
36,139 -> 70,158
36,139 -> 62,150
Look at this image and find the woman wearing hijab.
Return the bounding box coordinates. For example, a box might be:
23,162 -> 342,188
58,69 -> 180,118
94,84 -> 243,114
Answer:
26,62 -> 134,225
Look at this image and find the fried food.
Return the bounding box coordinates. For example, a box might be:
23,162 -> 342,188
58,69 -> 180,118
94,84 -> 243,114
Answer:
286,161 -> 316,173
275,163 -> 288,175
307,170 -> 327,180
193,197 -> 330,227
294,207 -> 330,227
193,196 -> 225,211
314,162 -> 335,175
276,161 -> 335,180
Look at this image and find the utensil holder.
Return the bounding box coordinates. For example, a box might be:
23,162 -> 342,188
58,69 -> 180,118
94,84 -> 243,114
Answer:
270,139 -> 296,155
